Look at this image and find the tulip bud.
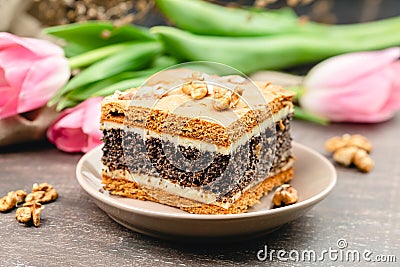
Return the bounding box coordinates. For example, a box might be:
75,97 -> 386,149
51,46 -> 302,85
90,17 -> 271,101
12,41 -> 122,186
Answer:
47,97 -> 103,153
300,48 -> 400,123
0,32 -> 70,119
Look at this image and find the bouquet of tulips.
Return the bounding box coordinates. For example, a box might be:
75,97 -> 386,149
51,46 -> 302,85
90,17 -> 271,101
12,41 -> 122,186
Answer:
1,0 -> 400,152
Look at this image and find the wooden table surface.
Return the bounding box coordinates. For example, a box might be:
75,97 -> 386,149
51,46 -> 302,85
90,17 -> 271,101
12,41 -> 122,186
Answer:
1,116 -> 399,267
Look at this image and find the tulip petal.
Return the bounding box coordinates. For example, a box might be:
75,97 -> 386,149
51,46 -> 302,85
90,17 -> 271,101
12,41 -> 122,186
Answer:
0,32 -> 69,119
47,97 -> 104,153
0,66 -> 19,119
82,97 -> 103,135
53,128 -> 88,153
0,67 -> 15,109
301,48 -> 400,123
0,85 -> 18,119
81,98 -> 103,152
84,135 -> 103,153
0,67 -> 7,86
0,32 -> 64,58
305,47 -> 400,89
333,111 -> 394,123
17,56 -> 70,114
56,108 -> 85,129
333,67 -> 392,114
1,58 -> 31,92
299,90 -> 331,117
301,69 -> 394,123
379,61 -> 400,115
0,46 -> 37,66
46,121 -> 58,144
0,85 -> 12,106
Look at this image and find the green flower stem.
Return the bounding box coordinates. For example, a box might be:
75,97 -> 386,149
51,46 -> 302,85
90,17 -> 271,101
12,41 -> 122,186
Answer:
49,41 -> 162,106
293,106 -> 329,125
155,0 -> 400,41
155,0 -> 302,36
285,86 -> 328,125
68,42 -> 137,69
55,97 -> 79,111
44,21 -> 155,57
285,86 -> 304,101
151,26 -> 400,74
93,76 -> 149,97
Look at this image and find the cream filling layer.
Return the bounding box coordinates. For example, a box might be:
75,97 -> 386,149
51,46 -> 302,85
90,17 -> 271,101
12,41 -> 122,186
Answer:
102,158 -> 294,209
101,106 -> 292,155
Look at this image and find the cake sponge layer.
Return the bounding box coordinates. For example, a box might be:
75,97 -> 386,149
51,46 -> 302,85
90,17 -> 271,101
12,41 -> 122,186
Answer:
102,167 -> 293,214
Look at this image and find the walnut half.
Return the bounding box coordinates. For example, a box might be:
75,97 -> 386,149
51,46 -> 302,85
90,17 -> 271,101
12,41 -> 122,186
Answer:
0,190 -> 27,212
326,134 -> 374,173
181,81 -> 209,99
212,86 -> 243,111
16,202 -> 44,227
325,134 -> 372,153
25,183 -> 58,204
272,184 -> 298,207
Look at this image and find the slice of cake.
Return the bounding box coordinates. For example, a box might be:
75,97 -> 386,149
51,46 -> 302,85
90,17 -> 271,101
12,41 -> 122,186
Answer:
100,69 -> 295,214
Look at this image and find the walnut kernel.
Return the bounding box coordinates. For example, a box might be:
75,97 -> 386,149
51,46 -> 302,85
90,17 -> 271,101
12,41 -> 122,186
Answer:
15,207 -> 32,223
326,134 -> 374,172
16,202 -> 44,227
0,190 -> 27,212
333,146 -> 358,167
325,136 -> 348,153
181,83 -> 192,95
212,86 -> 243,111
347,134 -> 372,153
353,149 -> 374,173
14,190 -> 28,203
325,134 -> 372,153
26,183 -> 58,204
213,86 -> 226,99
272,184 -> 298,207
213,95 -> 231,111
190,84 -> 208,99
229,87 -> 243,108
182,81 -> 209,99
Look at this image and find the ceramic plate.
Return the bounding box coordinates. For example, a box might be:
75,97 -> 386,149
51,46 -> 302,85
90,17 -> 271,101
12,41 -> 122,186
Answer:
76,142 -> 336,241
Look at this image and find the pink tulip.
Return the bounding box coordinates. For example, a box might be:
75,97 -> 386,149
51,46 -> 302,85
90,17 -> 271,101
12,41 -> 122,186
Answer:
47,97 -> 103,153
300,47 -> 400,123
0,32 -> 70,119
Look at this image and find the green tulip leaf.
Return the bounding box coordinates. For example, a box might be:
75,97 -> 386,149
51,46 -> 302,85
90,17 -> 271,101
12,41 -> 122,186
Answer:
49,41 -> 162,105
44,21 -> 156,57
